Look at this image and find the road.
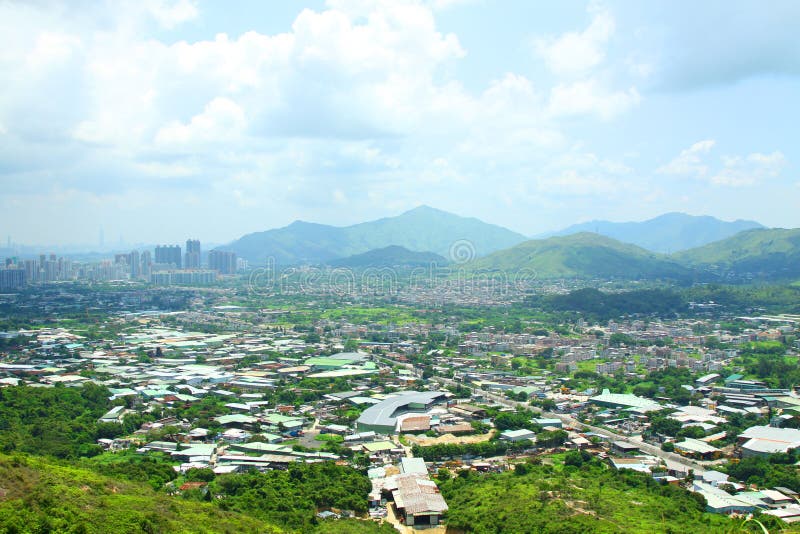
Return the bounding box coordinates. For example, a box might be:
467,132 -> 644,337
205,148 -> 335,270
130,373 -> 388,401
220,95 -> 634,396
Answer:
383,360 -> 708,475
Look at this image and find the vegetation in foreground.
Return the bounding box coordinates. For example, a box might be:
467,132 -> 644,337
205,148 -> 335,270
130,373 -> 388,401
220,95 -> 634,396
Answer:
438,455 -> 795,534
0,453 -> 280,534
0,453 -> 397,534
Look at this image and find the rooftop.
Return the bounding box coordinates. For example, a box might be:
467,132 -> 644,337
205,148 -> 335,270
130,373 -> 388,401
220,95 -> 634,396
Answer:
356,391 -> 447,430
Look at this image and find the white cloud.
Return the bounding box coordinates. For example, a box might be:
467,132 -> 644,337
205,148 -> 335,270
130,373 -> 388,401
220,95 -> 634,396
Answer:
155,97 -> 246,146
536,169 -> 618,196
658,141 -> 786,187
547,79 -> 640,119
26,31 -> 82,69
710,151 -> 786,187
526,151 -> 636,197
429,0 -> 478,10
535,6 -> 615,76
0,0 -> 657,243
657,139 -> 715,177
144,0 -> 199,29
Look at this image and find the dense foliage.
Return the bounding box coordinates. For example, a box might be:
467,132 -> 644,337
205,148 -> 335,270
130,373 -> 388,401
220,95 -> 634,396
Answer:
494,410 -> 539,431
528,288 -> 687,321
0,383 -> 121,458
211,462 -> 372,531
439,461 -> 750,533
80,451 -> 179,490
0,454 -> 281,534
724,451 -> 800,492
736,341 -> 800,389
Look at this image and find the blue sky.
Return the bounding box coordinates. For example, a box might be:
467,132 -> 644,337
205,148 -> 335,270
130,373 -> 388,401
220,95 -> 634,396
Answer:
0,0 -> 797,246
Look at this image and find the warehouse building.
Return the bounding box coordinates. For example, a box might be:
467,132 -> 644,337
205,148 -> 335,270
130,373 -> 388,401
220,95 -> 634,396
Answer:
356,391 -> 448,434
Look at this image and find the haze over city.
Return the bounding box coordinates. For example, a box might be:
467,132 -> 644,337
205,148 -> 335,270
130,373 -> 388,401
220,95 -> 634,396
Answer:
4,3 -> 800,533
1,0 -> 798,246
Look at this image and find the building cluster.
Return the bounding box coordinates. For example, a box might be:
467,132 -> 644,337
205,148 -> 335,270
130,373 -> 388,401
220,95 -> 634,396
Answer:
1,287 -> 799,527
0,239 -> 241,288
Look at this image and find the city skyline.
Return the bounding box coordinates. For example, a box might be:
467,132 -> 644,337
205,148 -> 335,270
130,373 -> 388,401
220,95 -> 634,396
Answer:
1,0 -> 798,245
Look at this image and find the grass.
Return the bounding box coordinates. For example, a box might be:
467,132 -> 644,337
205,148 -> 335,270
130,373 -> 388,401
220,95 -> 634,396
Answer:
315,434 -> 344,443
320,306 -> 417,325
0,454 -> 281,534
438,459 -> 778,533
575,360 -> 601,373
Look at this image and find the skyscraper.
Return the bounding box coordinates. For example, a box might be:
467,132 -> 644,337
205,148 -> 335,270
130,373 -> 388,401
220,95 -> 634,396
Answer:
141,251 -> 152,278
208,250 -> 237,274
130,250 -> 141,278
185,239 -> 201,269
155,245 -> 182,269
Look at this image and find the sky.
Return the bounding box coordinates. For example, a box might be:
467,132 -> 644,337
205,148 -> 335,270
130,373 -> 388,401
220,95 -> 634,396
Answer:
1,0 -> 798,247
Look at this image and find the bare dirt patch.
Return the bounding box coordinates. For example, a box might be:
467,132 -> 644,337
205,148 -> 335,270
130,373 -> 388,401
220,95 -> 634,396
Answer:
404,432 -> 493,446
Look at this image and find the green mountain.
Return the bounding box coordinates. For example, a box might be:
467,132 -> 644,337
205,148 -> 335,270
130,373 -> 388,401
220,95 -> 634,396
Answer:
462,233 -> 691,280
328,245 -> 446,268
548,212 -> 763,253
673,227 -> 800,279
225,206 -> 527,265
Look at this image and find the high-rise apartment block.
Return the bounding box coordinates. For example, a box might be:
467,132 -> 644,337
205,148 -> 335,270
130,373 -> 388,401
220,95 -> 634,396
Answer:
155,245 -> 182,269
208,250 -> 237,274
185,239 -> 201,269
0,268 -> 25,290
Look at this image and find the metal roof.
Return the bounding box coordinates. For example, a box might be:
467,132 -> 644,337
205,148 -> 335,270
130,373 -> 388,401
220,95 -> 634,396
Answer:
356,391 -> 447,430
392,474 -> 448,515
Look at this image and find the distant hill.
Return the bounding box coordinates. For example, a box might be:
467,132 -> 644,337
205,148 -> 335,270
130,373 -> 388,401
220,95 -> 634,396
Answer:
462,233 -> 692,280
328,245 -> 446,268
548,212 -> 763,253
226,206 -> 527,265
673,228 -> 800,280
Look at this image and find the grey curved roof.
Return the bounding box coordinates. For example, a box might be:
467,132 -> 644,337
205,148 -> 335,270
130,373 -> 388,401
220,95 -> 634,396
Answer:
329,351 -> 368,361
356,391 -> 447,430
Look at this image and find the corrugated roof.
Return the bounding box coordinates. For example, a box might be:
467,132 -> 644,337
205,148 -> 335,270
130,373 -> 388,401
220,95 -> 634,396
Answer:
392,474 -> 448,515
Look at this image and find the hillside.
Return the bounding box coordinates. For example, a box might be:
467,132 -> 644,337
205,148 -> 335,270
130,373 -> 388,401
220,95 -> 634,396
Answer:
548,212 -> 763,253
0,454 -> 396,534
437,458 -> 776,533
328,245 -> 446,268
224,206 -> 527,265
0,454 -> 280,534
462,233 -> 692,280
674,228 -> 800,280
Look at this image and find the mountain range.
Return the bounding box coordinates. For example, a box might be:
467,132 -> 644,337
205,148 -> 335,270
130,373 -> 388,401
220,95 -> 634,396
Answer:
463,228 -> 800,281
545,212 -> 763,253
225,206 -> 527,265
220,206 -> 799,281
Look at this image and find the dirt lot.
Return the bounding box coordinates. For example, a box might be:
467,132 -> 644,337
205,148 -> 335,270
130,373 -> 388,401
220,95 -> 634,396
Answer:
405,431 -> 493,446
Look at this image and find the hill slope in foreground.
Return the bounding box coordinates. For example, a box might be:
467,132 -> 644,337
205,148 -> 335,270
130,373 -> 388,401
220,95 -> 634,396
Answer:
439,457 -> 791,533
0,454 -> 392,534
0,454 -> 274,534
